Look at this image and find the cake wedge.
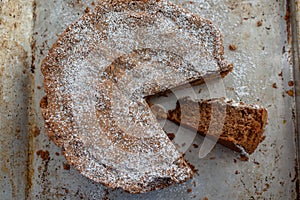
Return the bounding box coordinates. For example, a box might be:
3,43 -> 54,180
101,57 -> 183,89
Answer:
166,97 -> 268,155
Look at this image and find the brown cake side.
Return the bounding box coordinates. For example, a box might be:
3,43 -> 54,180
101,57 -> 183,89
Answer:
167,97 -> 268,155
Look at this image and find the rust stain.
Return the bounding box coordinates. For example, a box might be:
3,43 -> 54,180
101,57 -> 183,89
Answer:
30,39 -> 36,73
26,0 -> 38,197
36,150 -> 50,161
257,20 -> 262,27
294,158 -> 299,200
30,0 -> 37,74
288,81 -> 294,87
32,125 -> 40,137
285,0 -> 292,45
286,89 -> 295,97
26,129 -> 35,200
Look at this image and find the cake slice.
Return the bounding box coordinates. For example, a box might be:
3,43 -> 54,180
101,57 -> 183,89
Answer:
166,97 -> 268,155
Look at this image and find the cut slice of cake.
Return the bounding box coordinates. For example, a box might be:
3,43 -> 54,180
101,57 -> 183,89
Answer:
166,97 -> 268,155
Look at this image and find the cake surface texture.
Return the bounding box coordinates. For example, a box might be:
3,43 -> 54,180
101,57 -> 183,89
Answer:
40,0 -> 233,193
167,97 -> 268,155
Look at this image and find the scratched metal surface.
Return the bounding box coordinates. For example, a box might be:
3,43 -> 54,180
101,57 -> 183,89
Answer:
0,1 -> 33,199
0,0 -> 299,199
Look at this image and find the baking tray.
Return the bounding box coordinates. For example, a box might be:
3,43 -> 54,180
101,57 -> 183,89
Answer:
1,0 -> 299,199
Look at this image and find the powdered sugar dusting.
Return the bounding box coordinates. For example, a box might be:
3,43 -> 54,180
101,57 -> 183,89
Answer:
41,0 -> 231,193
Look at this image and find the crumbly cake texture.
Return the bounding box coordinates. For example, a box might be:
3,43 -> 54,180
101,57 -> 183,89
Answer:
167,97 -> 268,155
40,0 -> 232,193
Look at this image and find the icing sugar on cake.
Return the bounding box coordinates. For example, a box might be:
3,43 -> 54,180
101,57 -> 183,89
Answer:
40,0 -> 233,193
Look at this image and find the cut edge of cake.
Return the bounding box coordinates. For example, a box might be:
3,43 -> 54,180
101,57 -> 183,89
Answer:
165,97 -> 268,156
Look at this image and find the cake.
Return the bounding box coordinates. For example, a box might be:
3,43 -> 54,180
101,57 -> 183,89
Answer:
40,0 -> 233,193
166,97 -> 268,155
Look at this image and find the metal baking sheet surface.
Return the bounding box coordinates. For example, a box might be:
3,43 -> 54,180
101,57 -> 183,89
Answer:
0,0 -> 299,199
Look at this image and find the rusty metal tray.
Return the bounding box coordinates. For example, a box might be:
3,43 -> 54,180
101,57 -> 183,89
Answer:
1,0 -> 299,199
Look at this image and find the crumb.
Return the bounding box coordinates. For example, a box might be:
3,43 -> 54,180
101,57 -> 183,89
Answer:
235,170 -> 240,174
187,188 -> 192,193
253,161 -> 260,165
84,7 -> 90,13
36,150 -> 50,161
229,44 -> 237,51
192,144 -> 199,148
272,83 -> 277,89
257,20 -> 263,27
63,163 -> 71,170
278,72 -> 283,77
37,86 -> 42,90
233,159 -> 237,163
166,133 -> 175,140
187,162 -> 199,175
286,89 -> 294,97
239,154 -> 249,161
55,152 -> 60,156
288,81 -> 294,87
91,1 -> 95,6
209,157 -> 215,160
193,180 -> 197,187
204,197 -> 209,200
283,120 -> 287,124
